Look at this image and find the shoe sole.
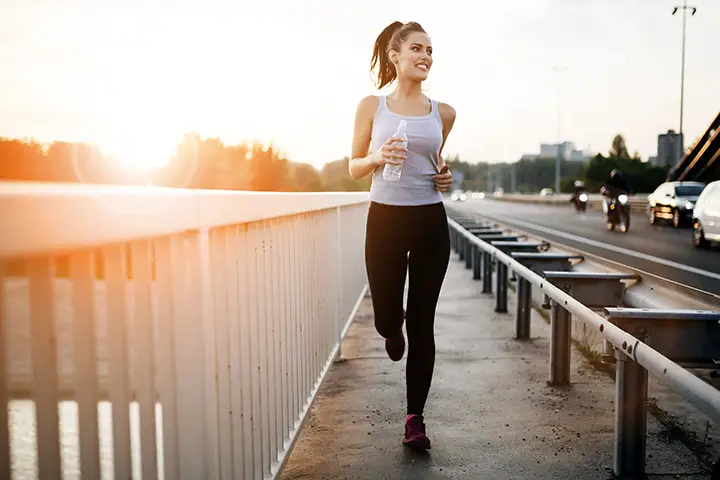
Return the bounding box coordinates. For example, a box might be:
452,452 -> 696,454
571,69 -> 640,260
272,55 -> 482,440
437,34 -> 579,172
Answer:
403,438 -> 431,450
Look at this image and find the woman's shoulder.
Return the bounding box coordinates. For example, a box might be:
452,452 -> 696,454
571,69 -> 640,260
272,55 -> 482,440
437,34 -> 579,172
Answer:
356,95 -> 381,112
354,95 -> 381,124
436,101 -> 456,123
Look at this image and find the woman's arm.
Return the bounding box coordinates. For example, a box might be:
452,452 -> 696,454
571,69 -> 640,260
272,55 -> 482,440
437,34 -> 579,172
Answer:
438,102 -> 457,164
349,96 -> 381,179
433,102 -> 457,191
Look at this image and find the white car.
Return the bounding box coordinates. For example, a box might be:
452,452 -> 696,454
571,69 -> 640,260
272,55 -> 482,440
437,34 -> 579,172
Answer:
692,180 -> 720,248
451,190 -> 467,202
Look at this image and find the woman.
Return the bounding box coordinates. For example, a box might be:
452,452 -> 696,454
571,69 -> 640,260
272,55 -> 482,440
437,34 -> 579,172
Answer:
348,20 -> 455,450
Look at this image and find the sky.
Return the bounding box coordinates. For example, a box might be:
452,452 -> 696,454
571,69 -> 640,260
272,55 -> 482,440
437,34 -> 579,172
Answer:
1,0 -> 719,170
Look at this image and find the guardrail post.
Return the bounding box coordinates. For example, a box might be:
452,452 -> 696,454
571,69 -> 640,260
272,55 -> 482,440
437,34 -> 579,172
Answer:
472,244 -> 482,280
459,235 -> 465,261
495,260 -> 508,313
450,228 -> 456,252
482,252 -> 492,293
549,301 -> 571,385
614,328 -> 648,478
515,278 -> 531,339
465,240 -> 473,270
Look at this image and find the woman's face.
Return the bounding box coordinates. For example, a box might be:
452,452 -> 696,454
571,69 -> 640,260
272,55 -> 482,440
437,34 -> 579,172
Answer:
391,31 -> 433,82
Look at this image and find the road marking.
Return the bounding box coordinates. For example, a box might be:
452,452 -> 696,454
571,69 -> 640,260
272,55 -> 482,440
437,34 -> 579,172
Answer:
478,212 -> 720,282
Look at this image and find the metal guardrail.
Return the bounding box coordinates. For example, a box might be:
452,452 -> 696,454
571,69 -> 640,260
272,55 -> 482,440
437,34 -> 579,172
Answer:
446,210 -> 720,479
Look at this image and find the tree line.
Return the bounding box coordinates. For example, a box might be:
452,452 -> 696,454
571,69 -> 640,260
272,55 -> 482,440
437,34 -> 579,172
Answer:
0,133 -> 370,192
0,132 -> 680,195
447,135 -> 670,194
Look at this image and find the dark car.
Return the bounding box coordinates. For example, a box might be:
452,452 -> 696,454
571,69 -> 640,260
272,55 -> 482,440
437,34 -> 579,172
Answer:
648,181 -> 706,228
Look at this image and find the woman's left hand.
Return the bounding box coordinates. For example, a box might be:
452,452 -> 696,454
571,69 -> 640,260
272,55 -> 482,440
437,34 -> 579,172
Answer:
433,166 -> 453,192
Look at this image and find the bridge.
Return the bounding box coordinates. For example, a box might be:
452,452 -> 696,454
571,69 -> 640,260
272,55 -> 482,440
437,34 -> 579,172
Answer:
668,110 -> 720,183
2,181 -> 720,479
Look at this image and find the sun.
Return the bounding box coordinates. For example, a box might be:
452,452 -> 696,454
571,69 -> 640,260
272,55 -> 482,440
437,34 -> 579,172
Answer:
103,130 -> 178,173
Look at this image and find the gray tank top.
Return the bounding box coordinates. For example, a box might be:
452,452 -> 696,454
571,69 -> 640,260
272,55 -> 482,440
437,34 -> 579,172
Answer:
369,95 -> 444,206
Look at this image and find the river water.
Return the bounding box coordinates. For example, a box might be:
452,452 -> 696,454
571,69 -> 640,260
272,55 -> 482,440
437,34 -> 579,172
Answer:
9,400 -> 164,480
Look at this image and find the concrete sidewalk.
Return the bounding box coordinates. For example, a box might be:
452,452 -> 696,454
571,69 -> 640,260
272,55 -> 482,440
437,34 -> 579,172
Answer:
279,256 -> 711,479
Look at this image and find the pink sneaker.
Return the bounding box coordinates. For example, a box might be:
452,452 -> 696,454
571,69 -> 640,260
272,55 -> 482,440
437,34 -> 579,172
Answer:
402,415 -> 431,450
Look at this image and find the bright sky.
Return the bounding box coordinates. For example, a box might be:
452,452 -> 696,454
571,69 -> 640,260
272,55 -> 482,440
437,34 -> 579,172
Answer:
1,0 -> 719,170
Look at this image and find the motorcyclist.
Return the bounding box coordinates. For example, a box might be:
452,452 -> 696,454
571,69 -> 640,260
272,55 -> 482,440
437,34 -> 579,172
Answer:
602,169 -> 630,195
569,180 -> 587,205
601,169 -> 631,213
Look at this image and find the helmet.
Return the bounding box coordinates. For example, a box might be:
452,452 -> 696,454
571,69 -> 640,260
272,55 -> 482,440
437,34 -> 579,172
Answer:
610,169 -> 622,178
573,180 -> 585,187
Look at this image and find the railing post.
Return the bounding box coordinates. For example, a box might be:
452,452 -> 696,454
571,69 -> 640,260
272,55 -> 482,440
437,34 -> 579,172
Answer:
472,243 -> 482,280
549,301 -> 571,385
495,260 -> 508,313
459,235 -> 465,261
482,252 -> 492,293
465,239 -> 473,269
614,328 -> 648,479
335,206 -> 344,362
516,278 -> 531,339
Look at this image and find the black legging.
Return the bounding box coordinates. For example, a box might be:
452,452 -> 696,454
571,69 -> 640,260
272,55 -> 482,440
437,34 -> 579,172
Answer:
364,201 -> 451,416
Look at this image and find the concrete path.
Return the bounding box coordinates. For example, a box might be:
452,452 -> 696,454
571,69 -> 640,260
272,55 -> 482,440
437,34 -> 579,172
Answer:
279,255 -> 712,479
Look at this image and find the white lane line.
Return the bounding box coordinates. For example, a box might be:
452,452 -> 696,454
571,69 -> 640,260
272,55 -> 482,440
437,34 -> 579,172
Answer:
477,211 -> 720,282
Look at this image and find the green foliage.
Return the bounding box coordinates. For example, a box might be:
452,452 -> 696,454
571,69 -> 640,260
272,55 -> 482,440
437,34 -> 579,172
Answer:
610,134 -> 630,160
444,133 -> 669,195
446,156 -> 586,194
581,153 -> 666,193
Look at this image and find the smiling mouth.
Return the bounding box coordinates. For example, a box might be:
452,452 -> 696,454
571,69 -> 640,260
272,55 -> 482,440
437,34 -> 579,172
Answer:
416,64 -> 429,71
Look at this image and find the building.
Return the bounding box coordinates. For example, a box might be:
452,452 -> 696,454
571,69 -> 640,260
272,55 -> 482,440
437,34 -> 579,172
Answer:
521,141 -> 594,163
651,130 -> 684,168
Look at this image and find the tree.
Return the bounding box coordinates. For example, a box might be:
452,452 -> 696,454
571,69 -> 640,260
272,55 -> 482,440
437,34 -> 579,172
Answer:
610,134 -> 630,160
248,143 -> 293,191
291,163 -> 323,192
320,158 -> 371,191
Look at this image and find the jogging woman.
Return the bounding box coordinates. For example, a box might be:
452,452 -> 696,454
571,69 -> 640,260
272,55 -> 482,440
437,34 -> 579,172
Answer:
348,20 -> 456,450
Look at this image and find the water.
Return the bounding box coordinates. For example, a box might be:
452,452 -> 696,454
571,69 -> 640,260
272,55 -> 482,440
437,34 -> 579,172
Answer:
8,400 -> 165,480
382,162 -> 403,182
3,276 -> 166,479
381,120 -> 407,183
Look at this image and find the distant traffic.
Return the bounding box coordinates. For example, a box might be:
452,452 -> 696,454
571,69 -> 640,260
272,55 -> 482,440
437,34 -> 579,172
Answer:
450,179 -> 720,249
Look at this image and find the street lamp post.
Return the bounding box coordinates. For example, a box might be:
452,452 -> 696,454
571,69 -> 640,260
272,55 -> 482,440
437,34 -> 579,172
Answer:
672,1 -> 697,146
552,66 -> 568,194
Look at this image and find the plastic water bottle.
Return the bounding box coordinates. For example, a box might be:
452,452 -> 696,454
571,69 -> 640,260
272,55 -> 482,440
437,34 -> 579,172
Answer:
382,120 -> 407,182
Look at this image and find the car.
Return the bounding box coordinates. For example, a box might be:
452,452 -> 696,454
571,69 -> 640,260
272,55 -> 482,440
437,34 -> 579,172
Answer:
540,188 -> 554,196
647,181 -> 706,228
692,180 -> 720,248
451,190 -> 467,202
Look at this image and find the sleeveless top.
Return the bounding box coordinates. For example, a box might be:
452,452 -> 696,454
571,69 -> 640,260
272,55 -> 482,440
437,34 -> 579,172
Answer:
369,95 -> 444,206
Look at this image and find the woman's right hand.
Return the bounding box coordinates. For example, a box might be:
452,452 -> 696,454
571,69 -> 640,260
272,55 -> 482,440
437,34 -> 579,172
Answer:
373,137 -> 407,167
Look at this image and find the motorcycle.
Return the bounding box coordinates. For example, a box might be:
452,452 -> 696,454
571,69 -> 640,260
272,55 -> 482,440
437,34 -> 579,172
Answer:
602,188 -> 631,233
572,191 -> 588,212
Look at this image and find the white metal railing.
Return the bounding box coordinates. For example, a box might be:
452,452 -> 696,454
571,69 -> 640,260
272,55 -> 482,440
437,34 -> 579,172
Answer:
0,182 -> 369,480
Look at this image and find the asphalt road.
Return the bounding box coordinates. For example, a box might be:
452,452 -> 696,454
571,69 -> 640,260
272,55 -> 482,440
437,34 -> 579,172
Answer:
448,198 -> 720,297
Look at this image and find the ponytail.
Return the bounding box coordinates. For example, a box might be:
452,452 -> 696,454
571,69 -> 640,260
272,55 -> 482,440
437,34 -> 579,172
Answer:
370,21 -> 426,89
